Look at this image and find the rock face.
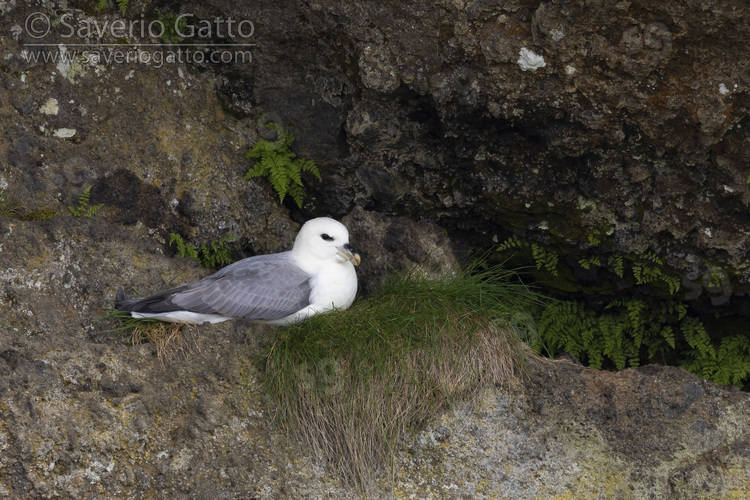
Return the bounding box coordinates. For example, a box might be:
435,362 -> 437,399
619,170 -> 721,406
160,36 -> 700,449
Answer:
2,328 -> 749,498
396,360 -> 750,499
227,0 -> 750,304
1,0 -> 749,497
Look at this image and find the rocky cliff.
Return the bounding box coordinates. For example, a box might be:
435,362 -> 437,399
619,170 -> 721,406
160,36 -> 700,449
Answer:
1,0 -> 749,497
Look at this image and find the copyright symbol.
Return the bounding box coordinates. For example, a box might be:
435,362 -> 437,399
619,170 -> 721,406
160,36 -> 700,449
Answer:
25,12 -> 51,39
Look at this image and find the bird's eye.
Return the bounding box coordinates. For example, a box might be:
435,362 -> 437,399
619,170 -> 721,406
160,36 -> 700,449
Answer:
321,233 -> 334,241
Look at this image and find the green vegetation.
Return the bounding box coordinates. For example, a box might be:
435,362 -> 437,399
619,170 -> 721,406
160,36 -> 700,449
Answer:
497,236 -> 681,294
0,189 -> 58,221
2,204 -> 57,221
534,293 -> 750,389
68,186 -> 104,218
497,235 -> 559,276
96,0 -> 129,16
169,233 -> 236,268
155,10 -> 188,43
609,254 -> 624,278
260,263 -> 539,488
632,252 -> 681,294
536,299 -> 684,369
245,122 -> 321,208
685,335 -> 750,387
496,235 -> 750,388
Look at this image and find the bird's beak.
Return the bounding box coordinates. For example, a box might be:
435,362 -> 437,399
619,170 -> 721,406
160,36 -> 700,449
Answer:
337,245 -> 361,266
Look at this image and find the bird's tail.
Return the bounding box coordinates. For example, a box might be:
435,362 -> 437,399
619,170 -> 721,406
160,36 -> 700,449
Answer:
115,287 -> 139,311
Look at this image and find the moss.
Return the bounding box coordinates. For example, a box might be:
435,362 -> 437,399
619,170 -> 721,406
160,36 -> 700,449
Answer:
0,200 -> 59,221
23,208 -> 59,221
217,93 -> 249,120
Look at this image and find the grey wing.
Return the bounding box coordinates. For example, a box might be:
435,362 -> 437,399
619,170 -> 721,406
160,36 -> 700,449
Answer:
171,252 -> 312,321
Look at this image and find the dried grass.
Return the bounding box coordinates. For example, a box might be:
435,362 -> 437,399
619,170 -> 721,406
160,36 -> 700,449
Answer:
105,309 -> 198,364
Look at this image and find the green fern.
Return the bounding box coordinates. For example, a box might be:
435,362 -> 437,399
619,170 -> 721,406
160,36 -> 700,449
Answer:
156,10 -> 188,43
96,0 -> 129,15
681,316 -> 715,360
68,186 -> 104,218
642,251 -> 663,266
497,235 -> 524,252
501,231 -> 745,387
497,237 -> 560,277
245,123 -> 321,208
661,274 -> 681,295
535,298 -> 749,387
198,235 -> 237,268
707,269 -> 723,289
587,229 -> 602,246
169,233 -> 236,268
530,243 -> 558,276
631,254 -> 680,294
608,255 -> 624,278
578,256 -> 601,270
625,300 -> 646,334
684,336 -> 750,387
660,326 -> 676,350
169,233 -> 199,261
712,336 -> 750,386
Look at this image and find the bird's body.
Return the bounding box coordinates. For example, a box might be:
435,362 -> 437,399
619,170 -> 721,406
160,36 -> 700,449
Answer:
116,218 -> 360,325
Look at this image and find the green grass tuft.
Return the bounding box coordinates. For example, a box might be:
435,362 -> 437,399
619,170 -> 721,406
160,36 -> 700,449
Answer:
259,263 -> 541,489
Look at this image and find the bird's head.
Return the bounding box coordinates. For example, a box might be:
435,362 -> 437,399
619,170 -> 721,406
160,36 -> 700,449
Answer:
293,217 -> 361,267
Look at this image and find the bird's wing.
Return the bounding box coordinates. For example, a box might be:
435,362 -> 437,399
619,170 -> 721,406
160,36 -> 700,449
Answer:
122,252 -> 312,321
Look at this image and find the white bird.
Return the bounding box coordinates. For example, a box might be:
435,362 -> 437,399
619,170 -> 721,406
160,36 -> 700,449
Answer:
115,217 -> 360,325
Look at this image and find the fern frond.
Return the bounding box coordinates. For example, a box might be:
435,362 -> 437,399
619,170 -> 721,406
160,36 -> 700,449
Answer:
608,255 -> 624,278
280,127 -> 295,148
579,256 -> 601,270
497,235 -> 524,252
244,162 -> 269,179
660,326 -> 676,349
599,314 -> 628,370
116,0 -> 128,16
298,158 -> 322,180
244,124 -> 319,206
626,300 -> 645,332
642,251 -> 664,266
632,262 -> 643,284
531,243 -> 558,276
587,336 -> 605,369
69,186 -> 103,218
245,144 -> 265,159
171,233 -> 235,268
288,184 -> 306,209
267,156 -> 292,203
681,316 -> 715,360
662,274 -> 681,295
713,336 -> 750,386
169,233 -> 199,261
675,303 -> 688,320
288,162 -> 304,187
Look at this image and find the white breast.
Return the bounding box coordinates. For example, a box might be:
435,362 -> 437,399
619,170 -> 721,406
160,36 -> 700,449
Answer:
266,259 -> 358,326
308,260 -> 358,311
